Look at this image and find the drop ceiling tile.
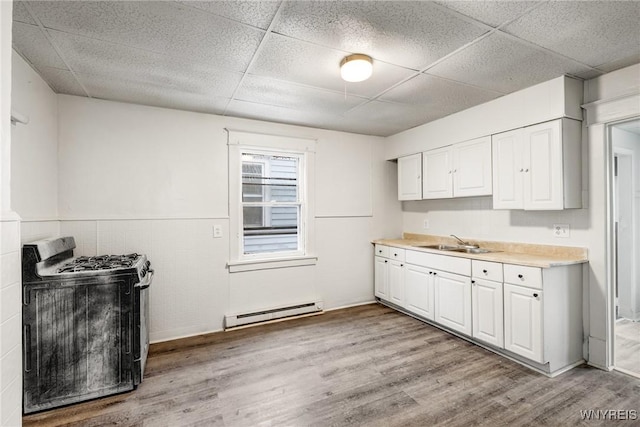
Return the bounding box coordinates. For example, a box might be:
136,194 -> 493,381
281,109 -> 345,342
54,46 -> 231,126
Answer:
27,1 -> 263,72
502,1 -> 640,67
225,98 -> 336,129
13,1 -> 36,25
428,32 -> 592,94
434,1 -> 540,28
235,75 -> 367,115
250,33 -> 416,98
37,66 -> 86,96
226,99 -> 397,136
49,30 -> 243,99
343,100 -> 437,135
380,74 -> 502,119
595,53 -> 640,74
177,1 -> 281,30
274,1 -> 489,70
12,22 -> 67,70
79,72 -> 230,115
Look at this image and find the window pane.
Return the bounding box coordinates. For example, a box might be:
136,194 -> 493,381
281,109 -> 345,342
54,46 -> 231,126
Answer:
243,206 -> 299,254
242,153 -> 298,202
243,206 -> 263,228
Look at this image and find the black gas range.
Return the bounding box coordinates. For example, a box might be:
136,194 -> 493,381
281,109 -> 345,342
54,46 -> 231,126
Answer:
22,236 -> 153,414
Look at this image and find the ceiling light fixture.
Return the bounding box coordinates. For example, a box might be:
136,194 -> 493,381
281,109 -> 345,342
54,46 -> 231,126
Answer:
340,54 -> 373,83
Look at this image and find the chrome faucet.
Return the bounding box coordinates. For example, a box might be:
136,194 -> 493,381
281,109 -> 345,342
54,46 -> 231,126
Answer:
450,234 -> 479,249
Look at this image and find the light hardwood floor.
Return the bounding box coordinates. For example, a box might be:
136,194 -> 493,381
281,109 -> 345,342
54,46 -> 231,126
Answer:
24,304 -> 640,426
616,319 -> 640,375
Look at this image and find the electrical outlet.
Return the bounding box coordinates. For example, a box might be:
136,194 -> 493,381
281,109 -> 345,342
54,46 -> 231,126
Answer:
213,225 -> 222,238
423,219 -> 430,229
553,224 -> 570,238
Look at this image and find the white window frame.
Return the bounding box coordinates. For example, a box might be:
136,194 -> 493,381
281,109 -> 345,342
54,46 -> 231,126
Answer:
227,130 -> 317,272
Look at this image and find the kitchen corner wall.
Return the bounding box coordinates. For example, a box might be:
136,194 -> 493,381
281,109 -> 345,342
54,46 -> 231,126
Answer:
11,49 -> 402,344
1,2 -> 23,426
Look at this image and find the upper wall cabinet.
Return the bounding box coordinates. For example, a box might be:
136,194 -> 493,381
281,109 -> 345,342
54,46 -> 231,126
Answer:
492,118 -> 582,210
422,136 -> 492,200
398,153 -> 422,200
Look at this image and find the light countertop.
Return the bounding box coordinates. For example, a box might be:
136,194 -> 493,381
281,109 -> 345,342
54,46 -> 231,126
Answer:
373,234 -> 588,268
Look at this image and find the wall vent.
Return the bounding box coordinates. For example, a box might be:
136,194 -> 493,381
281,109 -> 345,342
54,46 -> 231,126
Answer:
224,301 -> 323,329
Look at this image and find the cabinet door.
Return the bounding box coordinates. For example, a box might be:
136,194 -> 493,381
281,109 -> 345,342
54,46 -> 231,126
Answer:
398,153 -> 422,200
472,278 -> 504,348
453,136 -> 492,197
388,260 -> 405,307
492,129 -> 524,209
523,120 -> 564,210
405,264 -> 434,320
434,270 -> 472,335
422,147 -> 453,199
504,283 -> 544,363
374,256 -> 389,300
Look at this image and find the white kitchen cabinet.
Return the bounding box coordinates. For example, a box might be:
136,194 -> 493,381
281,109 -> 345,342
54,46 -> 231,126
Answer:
423,136 -> 492,199
397,153 -> 422,200
504,283 -> 543,362
388,259 -> 405,307
374,255 -> 389,300
492,118 -> 582,210
374,246 -> 405,306
472,278 -> 504,348
453,137 -> 493,197
422,146 -> 452,199
404,264 -> 435,320
434,270 -> 472,336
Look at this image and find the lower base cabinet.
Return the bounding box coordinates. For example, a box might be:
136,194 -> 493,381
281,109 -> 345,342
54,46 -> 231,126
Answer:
373,243 -> 584,376
504,283 -> 543,363
472,278 -> 504,348
434,270 -> 472,336
404,264 -> 434,320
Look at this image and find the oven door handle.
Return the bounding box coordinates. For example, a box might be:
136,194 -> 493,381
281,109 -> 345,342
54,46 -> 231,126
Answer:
135,269 -> 154,289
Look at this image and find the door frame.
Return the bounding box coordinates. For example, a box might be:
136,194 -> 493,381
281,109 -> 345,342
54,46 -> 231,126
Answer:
605,118 -> 640,375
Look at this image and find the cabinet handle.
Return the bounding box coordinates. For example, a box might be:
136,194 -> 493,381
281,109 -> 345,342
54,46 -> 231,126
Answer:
525,168 -> 529,172
471,280 -> 476,284
433,272 -> 437,276
453,169 -> 457,173
385,260 -> 388,263
378,250 -> 382,253
518,274 -> 524,279
520,168 -> 524,172
533,293 -> 539,298
448,170 -> 452,174
400,264 -> 404,267
482,269 -> 487,274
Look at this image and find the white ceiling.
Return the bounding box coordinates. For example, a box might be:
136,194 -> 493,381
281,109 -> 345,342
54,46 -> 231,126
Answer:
12,1 -> 640,137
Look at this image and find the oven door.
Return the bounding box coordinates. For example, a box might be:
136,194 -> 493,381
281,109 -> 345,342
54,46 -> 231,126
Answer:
133,269 -> 152,386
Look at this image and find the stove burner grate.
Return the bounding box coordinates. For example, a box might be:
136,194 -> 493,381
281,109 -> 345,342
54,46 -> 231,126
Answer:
56,253 -> 140,273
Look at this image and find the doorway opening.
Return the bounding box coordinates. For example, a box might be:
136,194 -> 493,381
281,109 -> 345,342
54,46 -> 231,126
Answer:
609,118 -> 640,377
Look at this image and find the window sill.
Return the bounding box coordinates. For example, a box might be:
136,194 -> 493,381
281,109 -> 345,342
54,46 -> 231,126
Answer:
227,255 -> 318,273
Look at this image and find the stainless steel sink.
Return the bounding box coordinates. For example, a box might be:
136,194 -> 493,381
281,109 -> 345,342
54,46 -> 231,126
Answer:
415,244 -> 460,251
414,244 -> 498,254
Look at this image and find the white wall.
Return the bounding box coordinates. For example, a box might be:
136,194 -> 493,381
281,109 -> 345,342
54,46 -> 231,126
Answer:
0,1 -> 23,425
11,52 -> 58,221
53,95 -> 401,342
384,76 -> 582,160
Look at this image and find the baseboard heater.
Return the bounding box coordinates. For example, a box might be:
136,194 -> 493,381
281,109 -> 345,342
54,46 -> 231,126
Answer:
225,301 -> 323,329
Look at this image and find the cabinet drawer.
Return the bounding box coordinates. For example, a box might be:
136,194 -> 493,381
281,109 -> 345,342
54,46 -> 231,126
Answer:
472,260 -> 503,282
389,248 -> 405,262
374,244 -> 389,258
405,250 -> 470,276
504,264 -> 542,289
